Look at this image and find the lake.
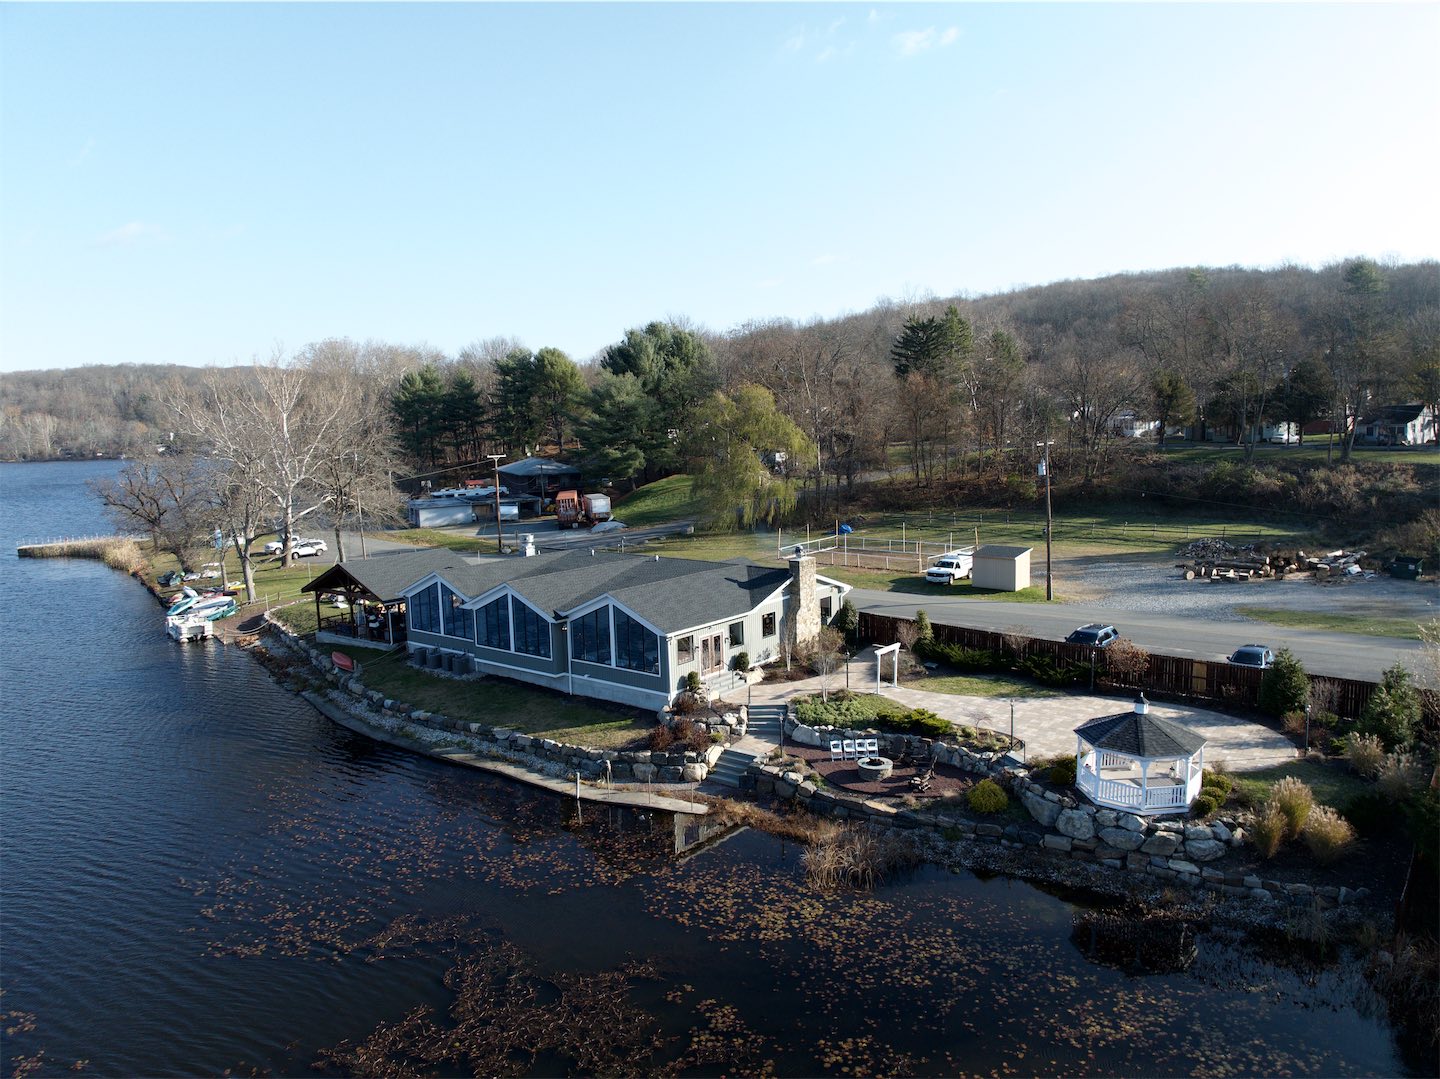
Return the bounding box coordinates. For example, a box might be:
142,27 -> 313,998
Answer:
0,460 -> 1408,1076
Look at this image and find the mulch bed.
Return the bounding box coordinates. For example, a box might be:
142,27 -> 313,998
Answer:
782,741 -> 980,799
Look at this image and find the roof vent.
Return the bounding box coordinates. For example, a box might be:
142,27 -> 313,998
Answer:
1134,693 -> 1149,715
590,549 -> 595,556
654,554 -> 660,562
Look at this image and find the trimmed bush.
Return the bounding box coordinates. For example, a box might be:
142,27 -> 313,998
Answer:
1193,793 -> 1221,817
732,651 -> 750,673
1271,776 -> 1315,839
1048,757 -> 1077,786
1250,802 -> 1288,859
1343,732 -> 1386,778
924,641 -> 1002,671
967,779 -> 1009,814
1301,806 -> 1356,865
1200,784 -> 1230,807
1200,769 -> 1233,795
1018,654 -> 1084,687
684,671 -> 702,695
1281,711 -> 1307,737
915,609 -> 934,645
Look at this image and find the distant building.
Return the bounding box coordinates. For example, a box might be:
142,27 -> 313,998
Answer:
1358,404 -> 1437,446
497,457 -> 582,499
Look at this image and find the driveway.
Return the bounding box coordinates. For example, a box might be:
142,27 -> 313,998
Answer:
732,647 -> 1296,773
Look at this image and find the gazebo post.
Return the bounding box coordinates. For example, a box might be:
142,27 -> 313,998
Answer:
1140,759 -> 1149,809
313,590 -> 321,634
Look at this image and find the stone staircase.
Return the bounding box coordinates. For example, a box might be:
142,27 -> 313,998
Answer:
703,669 -> 749,699
707,704 -> 787,789
745,703 -> 786,743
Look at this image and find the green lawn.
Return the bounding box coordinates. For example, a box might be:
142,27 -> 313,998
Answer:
328,645 -> 653,750
612,475 -> 706,528
1227,759 -> 1371,812
1235,606 -> 1424,640
382,528 -> 487,552
916,672 -> 1061,699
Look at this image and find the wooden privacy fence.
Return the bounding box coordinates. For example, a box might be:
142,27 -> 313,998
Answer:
857,612 -> 1382,720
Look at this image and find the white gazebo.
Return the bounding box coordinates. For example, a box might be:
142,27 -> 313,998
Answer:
1074,695 -> 1206,815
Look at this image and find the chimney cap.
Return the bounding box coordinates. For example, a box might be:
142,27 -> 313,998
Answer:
1134,693 -> 1149,715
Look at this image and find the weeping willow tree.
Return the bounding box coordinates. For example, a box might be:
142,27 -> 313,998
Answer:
686,383 -> 816,530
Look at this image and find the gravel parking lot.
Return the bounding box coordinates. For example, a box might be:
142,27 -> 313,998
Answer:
1064,555 -> 1438,622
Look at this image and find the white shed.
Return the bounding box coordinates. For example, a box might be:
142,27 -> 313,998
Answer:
971,544 -> 1032,591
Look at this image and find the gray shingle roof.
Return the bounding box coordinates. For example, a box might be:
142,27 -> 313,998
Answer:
300,548 -> 496,602
1074,710 -> 1207,758
497,457 -> 581,477
347,547 -> 798,635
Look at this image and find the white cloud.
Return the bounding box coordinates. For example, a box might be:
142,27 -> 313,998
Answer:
95,221 -> 158,247
782,28 -> 806,53
828,16 -> 847,35
892,26 -> 961,57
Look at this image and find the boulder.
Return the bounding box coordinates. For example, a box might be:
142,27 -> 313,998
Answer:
774,779 -> 796,799
1168,859 -> 1200,875
1184,839 -> 1227,862
681,763 -> 708,783
658,765 -> 684,783
1093,809 -> 1119,829
976,823 -> 1004,838
704,744 -> 725,767
1097,827 -> 1145,852
1183,825 -> 1213,842
1055,808 -> 1095,841
1140,832 -> 1180,857
1117,812 -> 1145,832
1041,834 -> 1073,853
1022,790 -> 1062,828
1209,820 -> 1233,843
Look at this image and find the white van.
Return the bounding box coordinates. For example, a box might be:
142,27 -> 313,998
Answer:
924,548 -> 975,585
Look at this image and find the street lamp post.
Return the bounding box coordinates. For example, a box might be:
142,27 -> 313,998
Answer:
1039,440 -> 1054,601
486,454 -> 505,554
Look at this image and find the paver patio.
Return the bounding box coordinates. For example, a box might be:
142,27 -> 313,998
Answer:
726,646 -> 1297,773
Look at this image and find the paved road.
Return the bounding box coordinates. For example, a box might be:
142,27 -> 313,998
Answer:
847,586 -> 1423,683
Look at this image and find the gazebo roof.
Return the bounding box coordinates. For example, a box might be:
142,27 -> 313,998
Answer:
1075,707 -> 1206,759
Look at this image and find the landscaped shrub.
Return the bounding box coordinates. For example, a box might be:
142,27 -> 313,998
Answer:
1259,649 -> 1310,718
894,707 -> 953,739
1048,757 -> 1077,786
684,671 -> 702,695
1018,654 -> 1083,687
967,779 -> 1009,814
671,691 -> 703,717
1193,793 -> 1221,817
923,641 -> 1001,671
1377,752 -> 1427,800
1271,776 -> 1315,839
1343,732 -> 1387,778
1281,711 -> 1307,737
732,651 -> 750,673
1200,769 -> 1233,795
1358,663 -> 1422,749
1301,806 -> 1356,864
915,609 -> 934,646
1201,784 -> 1230,807
1249,802 -> 1289,859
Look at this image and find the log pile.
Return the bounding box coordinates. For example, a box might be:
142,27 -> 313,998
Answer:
1175,539 -> 1373,582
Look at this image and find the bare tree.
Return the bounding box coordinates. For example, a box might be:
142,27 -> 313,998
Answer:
91,454 -> 210,569
809,626 -> 847,702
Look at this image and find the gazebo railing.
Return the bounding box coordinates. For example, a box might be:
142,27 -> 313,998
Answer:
1078,769 -> 1190,810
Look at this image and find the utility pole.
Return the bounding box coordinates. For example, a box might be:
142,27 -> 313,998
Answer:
1040,440 -> 1054,601
487,454 -> 505,554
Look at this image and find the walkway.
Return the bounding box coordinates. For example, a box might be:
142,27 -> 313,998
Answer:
716,646 -> 1297,773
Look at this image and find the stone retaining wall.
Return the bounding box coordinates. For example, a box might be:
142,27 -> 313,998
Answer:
755,708 -> 1369,911
266,616 -> 728,783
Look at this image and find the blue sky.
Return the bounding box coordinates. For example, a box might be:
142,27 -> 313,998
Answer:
2,2 -> 1436,372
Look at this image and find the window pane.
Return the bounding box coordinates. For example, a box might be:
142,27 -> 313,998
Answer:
573,607 -> 611,665
762,613 -> 776,637
614,609 -> 659,674
513,599 -> 552,658
477,595 -> 510,650
728,621 -> 744,647
440,585 -> 474,640
410,583 -> 439,634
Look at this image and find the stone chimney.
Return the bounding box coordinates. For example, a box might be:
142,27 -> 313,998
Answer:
789,555 -> 820,650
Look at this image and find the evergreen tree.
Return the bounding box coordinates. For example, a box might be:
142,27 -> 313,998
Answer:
601,321 -> 718,479
492,349 -> 544,453
1149,369 -> 1196,447
390,364 -> 446,464
685,383 -> 814,528
577,372 -> 648,486
531,347 -> 586,452
1259,648 -> 1309,717
1359,663 -> 1421,749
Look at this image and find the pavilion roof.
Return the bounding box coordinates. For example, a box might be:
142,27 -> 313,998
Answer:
1074,710 -> 1206,759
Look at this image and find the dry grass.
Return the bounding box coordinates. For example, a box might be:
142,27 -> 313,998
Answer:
1300,806 -> 1356,865
1249,802 -> 1289,859
1343,733 -> 1387,779
1271,776 -> 1315,839
695,796 -> 841,846
1376,752 -> 1427,800
802,826 -> 922,891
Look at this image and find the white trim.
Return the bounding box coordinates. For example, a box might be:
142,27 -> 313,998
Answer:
460,580 -> 515,610
815,573 -> 852,598
561,593 -> 666,640
401,570 -> 470,600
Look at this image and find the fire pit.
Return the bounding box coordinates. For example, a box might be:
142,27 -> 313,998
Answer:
856,756 -> 893,782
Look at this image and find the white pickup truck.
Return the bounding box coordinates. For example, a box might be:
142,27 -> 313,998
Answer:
924,548 -> 975,585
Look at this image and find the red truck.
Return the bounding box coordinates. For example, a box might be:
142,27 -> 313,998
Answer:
554,490 -> 612,529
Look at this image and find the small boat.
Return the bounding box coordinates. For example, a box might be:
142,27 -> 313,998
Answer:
168,587 -> 200,615
165,612 -> 213,642
190,595 -> 238,621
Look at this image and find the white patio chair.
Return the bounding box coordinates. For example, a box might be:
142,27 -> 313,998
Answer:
829,739 -> 843,761
863,738 -> 879,756
842,739 -> 857,760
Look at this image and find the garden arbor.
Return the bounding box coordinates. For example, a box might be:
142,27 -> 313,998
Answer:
1074,695 -> 1206,815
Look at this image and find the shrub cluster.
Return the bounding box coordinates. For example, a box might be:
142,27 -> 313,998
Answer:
649,717 -> 711,752
1343,732 -> 1387,778
1048,756 -> 1077,786
967,779 -> 1009,814
1301,806 -> 1356,865
1377,752 -> 1426,800
1271,776 -> 1315,838
1247,777 -> 1357,864
918,639 -> 1003,672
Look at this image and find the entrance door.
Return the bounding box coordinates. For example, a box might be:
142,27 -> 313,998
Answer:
700,633 -> 724,673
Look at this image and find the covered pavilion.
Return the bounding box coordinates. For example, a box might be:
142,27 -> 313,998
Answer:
1074,695 -> 1206,815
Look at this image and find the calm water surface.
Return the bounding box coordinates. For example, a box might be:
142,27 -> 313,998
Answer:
0,461 -> 1409,1076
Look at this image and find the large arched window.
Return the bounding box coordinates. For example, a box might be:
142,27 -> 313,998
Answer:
614,608 -> 659,674
512,599 -> 551,658
476,595 -> 510,650
571,607 -> 611,665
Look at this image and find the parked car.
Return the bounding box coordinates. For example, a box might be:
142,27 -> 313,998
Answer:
1227,644 -> 1275,669
264,536 -> 327,555
924,548 -> 975,585
1066,623 -> 1119,647
291,540 -> 325,557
